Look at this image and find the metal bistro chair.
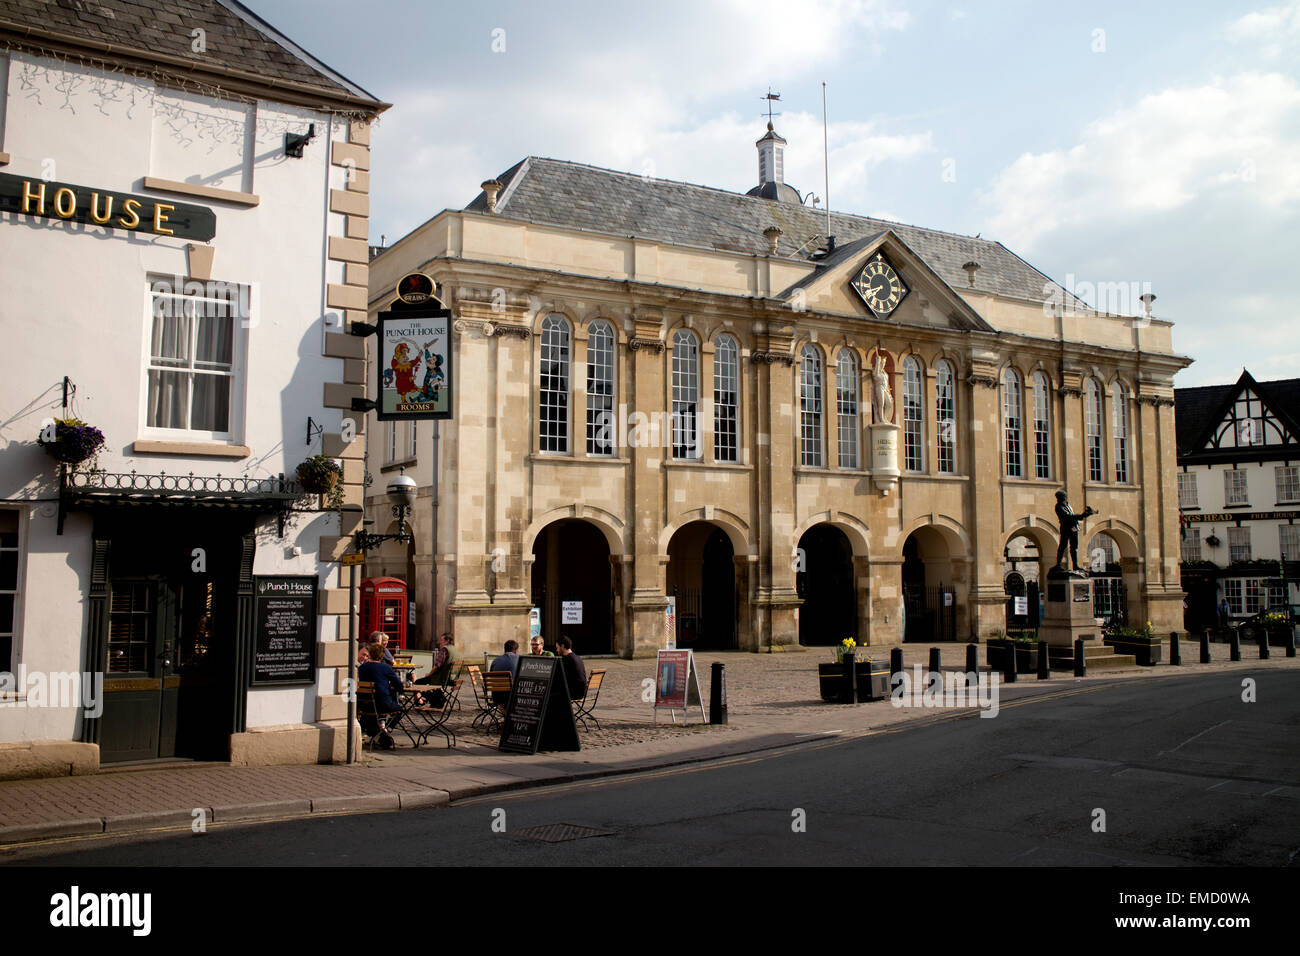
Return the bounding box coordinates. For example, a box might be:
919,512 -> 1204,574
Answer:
571,668 -> 606,731
465,665 -> 493,729
355,680 -> 406,749
480,671 -> 514,733
405,679 -> 463,749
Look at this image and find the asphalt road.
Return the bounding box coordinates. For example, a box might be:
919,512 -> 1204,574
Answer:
9,669 -> 1300,867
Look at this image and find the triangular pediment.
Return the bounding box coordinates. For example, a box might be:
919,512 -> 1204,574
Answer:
774,230 -> 994,332
1197,371 -> 1300,453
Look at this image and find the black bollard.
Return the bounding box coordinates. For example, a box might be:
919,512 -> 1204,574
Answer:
890,647 -> 904,691
1074,638 -> 1086,677
929,647 -> 941,675
1037,640 -> 1050,679
709,661 -> 727,724
1258,628 -> 1270,660
966,643 -> 978,686
843,649 -> 858,704
1004,641 -> 1017,684
1288,628 -> 1297,658
1200,630 -> 1211,664
1230,628 -> 1241,662
1170,631 -> 1181,666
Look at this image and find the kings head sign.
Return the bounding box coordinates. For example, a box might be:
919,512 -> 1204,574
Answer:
377,308 -> 452,420
0,172 -> 216,241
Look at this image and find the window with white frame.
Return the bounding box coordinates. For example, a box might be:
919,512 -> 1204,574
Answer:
1112,382 -> 1130,483
800,345 -> 824,468
714,335 -> 739,463
1224,469 -> 1248,506
1228,525 -> 1251,562
1178,471 -> 1199,509
586,320 -> 615,456
145,278 -> 246,438
385,420 -> 396,464
836,349 -> 859,469
409,421 -> 417,459
1032,372 -> 1051,479
936,360 -> 955,474
672,331 -> 700,460
1181,527 -> 1202,563
1280,524 -> 1300,562
1276,466 -> 1300,503
1085,378 -> 1103,483
1002,368 -> 1023,477
1227,578 -> 1279,615
903,357 -> 924,472
0,510 -> 19,673
539,314 -> 570,453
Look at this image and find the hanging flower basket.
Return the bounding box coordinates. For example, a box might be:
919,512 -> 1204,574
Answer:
1205,534 -> 1221,548
38,418 -> 105,467
296,454 -> 342,494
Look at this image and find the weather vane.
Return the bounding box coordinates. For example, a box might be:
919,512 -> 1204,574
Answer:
761,88 -> 781,126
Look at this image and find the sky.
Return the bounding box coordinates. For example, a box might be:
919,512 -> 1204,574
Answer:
250,0 -> 1300,388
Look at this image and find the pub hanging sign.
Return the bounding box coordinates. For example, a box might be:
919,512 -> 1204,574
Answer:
0,171 -> 216,241
376,285 -> 453,421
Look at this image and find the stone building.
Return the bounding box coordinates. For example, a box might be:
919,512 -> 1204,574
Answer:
0,0 -> 385,776
363,126 -> 1190,660
1175,370 -> 1300,632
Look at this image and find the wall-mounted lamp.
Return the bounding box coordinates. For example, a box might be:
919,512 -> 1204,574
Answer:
284,123 -> 317,159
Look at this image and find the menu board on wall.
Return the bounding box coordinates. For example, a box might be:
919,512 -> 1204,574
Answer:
252,576 -> 317,685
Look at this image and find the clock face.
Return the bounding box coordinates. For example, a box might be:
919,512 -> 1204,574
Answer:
851,253 -> 908,317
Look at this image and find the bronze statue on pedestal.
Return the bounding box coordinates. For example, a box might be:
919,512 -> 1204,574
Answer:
1053,490 -> 1096,576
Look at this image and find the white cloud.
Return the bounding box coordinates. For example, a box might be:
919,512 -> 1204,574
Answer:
1230,1 -> 1300,58
983,72 -> 1300,251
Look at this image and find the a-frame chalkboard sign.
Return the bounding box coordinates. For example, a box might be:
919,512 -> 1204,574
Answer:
498,656 -> 581,754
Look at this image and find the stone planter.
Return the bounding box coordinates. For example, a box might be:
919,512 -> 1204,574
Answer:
986,640 -> 1038,673
1103,637 -> 1164,666
818,661 -> 890,703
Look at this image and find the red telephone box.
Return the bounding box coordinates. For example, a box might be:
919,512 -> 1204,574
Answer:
360,577 -> 409,650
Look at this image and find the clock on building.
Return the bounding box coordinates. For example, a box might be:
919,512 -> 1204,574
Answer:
851,252 -> 909,317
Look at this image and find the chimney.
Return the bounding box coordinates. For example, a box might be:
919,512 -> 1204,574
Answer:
481,179 -> 504,213
962,260 -> 981,287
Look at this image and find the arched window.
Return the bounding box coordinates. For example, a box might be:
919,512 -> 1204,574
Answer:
1002,368 -> 1023,477
714,334 -> 739,462
800,345 -> 823,467
836,350 -> 859,469
935,360 -> 956,474
671,330 -> 699,459
539,314 -> 570,453
1032,372 -> 1051,479
903,356 -> 924,472
1112,381 -> 1130,483
585,320 -> 615,456
1085,378 -> 1103,482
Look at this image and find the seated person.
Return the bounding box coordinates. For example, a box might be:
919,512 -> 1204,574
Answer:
358,642 -> 405,747
357,645 -> 371,666
555,635 -> 587,700
489,639 -> 520,706
416,631 -> 460,686
367,630 -> 396,664
529,635 -> 554,657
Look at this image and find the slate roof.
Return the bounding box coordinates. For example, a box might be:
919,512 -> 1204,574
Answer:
468,156 -> 1083,305
0,0 -> 383,108
1175,370 -> 1300,457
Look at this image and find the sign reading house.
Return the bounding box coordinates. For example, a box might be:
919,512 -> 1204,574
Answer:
376,304 -> 452,421
0,171 -> 216,241
252,576 -> 317,685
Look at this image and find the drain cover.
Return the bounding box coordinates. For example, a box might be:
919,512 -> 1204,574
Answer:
512,823 -> 616,843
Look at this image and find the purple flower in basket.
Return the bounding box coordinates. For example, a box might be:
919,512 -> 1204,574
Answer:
38,418 -> 106,465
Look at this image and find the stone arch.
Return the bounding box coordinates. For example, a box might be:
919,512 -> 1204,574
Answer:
531,304 -> 579,336
897,513 -> 971,562
523,505 -> 626,557
793,510 -> 870,559
659,507 -> 752,557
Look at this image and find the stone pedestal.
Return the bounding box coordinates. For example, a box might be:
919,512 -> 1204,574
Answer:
1040,572 -> 1100,649
870,423 -> 900,495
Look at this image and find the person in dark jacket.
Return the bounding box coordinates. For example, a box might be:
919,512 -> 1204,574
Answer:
489,640 -> 521,706
358,642 -> 405,747
555,635 -> 587,700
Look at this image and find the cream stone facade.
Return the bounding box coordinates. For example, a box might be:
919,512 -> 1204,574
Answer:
364,149 -> 1190,661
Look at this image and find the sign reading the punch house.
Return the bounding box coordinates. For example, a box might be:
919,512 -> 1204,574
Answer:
0,172 -> 217,241
252,576 -> 317,685
376,307 -> 452,420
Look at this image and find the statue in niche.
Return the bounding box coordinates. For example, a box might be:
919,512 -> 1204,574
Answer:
871,353 -> 894,424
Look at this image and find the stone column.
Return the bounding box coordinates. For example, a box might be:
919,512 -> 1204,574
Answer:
626,312 -> 668,658
965,350 -> 1006,640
